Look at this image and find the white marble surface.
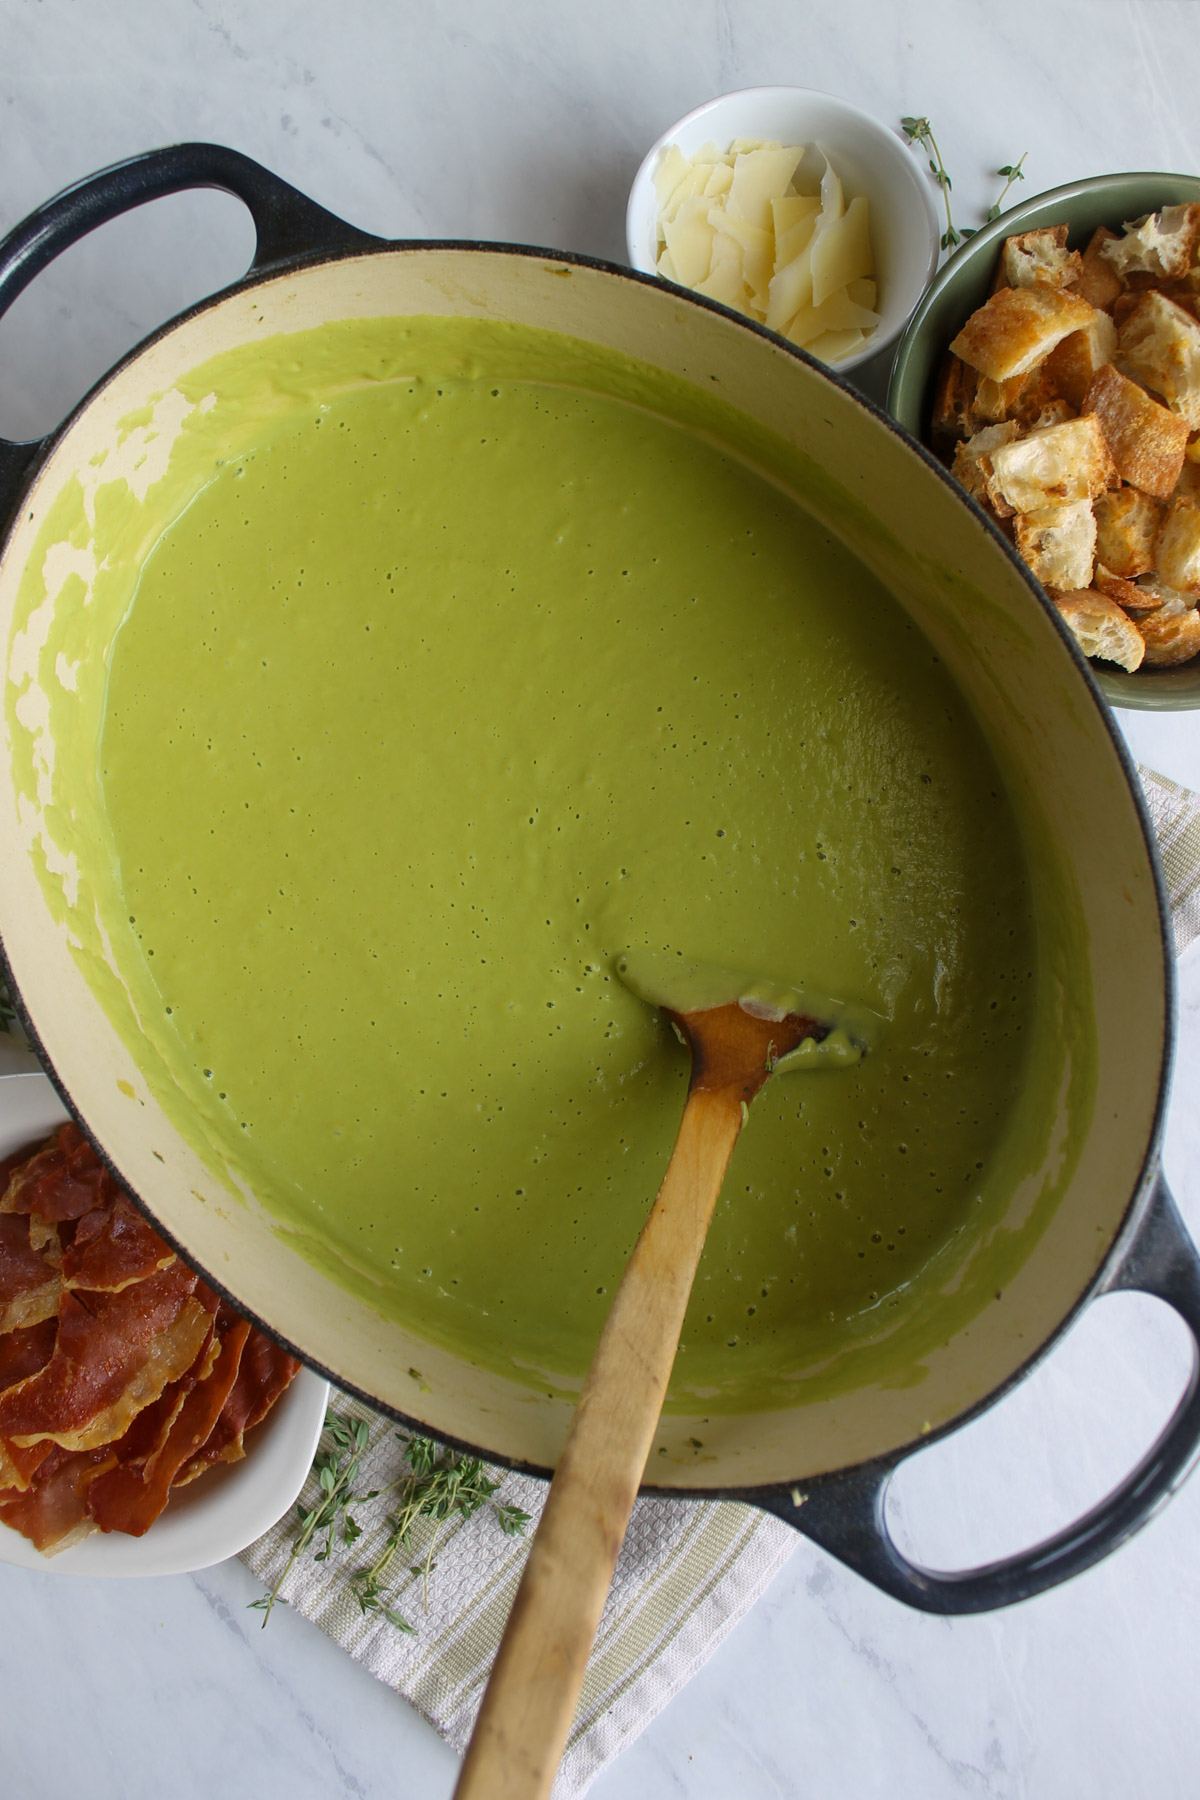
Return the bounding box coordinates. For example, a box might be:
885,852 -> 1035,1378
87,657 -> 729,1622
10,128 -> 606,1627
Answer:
2,3 -> 1200,1795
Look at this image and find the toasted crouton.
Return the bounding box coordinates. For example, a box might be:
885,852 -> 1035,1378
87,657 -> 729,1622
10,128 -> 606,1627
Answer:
951,422 -> 1021,518
1008,362 -> 1070,427
1133,573 -> 1192,610
1044,311 -> 1118,409
1052,589 -> 1145,670
1000,226 -> 1083,292
974,372 -> 1030,422
988,414 -> 1118,514
1092,486 -> 1163,576
1082,363 -> 1190,500
1117,290 -> 1200,429
1154,498 -> 1200,596
930,351 -> 979,443
1138,605 -> 1200,665
1112,293 -> 1144,330
1076,227 -> 1125,312
1026,399 -> 1078,432
949,285 -> 1097,382
1100,204 -> 1200,282
1093,564 -> 1144,608
1014,499 -> 1096,590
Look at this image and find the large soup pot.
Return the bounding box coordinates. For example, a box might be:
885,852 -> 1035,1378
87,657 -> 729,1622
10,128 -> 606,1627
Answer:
0,145 -> 1196,1613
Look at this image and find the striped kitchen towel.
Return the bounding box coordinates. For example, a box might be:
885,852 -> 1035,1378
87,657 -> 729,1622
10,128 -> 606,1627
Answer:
1139,764 -> 1200,956
239,1393 -> 796,1798
239,762 -> 1200,1798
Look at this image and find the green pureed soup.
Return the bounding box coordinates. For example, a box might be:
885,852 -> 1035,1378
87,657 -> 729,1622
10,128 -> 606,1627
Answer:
7,315 -> 1082,1413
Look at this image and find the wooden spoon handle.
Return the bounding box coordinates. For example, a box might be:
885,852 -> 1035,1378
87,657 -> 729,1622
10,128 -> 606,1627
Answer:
453,1084 -> 744,1800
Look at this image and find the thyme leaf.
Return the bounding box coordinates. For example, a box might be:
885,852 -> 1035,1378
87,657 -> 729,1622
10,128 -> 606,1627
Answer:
902,118 -> 1029,253
901,116 -> 962,250
249,1410 -> 377,1627
249,1413 -> 531,1633
347,1434 -> 532,1628
986,152 -> 1029,223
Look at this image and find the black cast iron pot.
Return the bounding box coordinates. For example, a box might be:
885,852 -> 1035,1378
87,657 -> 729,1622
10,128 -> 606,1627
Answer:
0,145 -> 1197,1613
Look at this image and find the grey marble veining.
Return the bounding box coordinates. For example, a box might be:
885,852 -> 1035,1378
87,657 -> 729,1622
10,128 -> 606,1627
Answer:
3,3 -> 1200,1795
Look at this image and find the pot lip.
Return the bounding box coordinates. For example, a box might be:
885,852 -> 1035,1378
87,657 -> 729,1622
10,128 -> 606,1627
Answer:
0,231 -> 1179,1495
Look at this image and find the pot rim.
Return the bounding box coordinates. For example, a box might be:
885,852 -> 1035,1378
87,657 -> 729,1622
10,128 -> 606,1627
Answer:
0,227 -> 1178,1501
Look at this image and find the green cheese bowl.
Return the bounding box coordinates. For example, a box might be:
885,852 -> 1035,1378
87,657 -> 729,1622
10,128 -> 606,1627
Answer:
888,171 -> 1200,712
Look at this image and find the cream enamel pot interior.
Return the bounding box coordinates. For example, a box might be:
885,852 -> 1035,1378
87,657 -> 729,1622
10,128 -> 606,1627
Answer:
1,145 -> 1198,1614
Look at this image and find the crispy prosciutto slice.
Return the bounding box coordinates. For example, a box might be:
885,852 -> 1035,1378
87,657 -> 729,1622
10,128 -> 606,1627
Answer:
0,1435 -> 55,1493
174,1328 -> 302,1483
0,1129 -> 301,1551
0,1214 -> 61,1333
0,1263 -> 208,1450
1,1124 -> 120,1222
89,1315 -> 253,1536
0,1444 -> 117,1551
61,1195 -> 175,1293
93,1294 -> 223,1481
0,1318 -> 56,1392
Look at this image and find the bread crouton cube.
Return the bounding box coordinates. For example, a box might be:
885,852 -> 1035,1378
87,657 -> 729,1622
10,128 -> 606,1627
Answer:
1092,486 -> 1163,576
1173,456 -> 1200,503
950,422 -> 1021,518
1014,499 -> 1096,590
988,414 -> 1118,514
1093,564 -> 1145,608
1154,497 -> 1200,596
1076,227 -> 1125,312
974,372 -> 1030,422
1000,226 -> 1083,292
1138,604 -> 1200,665
1026,399 -> 1077,432
930,351 -> 979,443
1117,290 -> 1200,429
949,285 -> 1097,382
1126,572 -> 1187,611
1043,311 -> 1118,409
1082,363 -> 1190,500
1051,589 -> 1145,670
1100,204 -> 1200,282
1007,362 -> 1070,427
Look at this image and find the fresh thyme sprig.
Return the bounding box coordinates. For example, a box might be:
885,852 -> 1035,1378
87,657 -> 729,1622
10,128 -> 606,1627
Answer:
249,1411 -> 379,1626
348,1435 -> 531,1629
902,116 -> 960,251
987,153 -> 1028,223
901,118 -> 1029,252
249,1412 -> 531,1632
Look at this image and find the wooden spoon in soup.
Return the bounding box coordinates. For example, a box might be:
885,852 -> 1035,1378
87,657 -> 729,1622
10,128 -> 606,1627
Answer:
455,950 -> 875,1800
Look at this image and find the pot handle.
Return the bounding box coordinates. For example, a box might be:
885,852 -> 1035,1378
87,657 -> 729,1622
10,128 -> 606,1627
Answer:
749,1173 -> 1200,1613
0,142 -> 380,519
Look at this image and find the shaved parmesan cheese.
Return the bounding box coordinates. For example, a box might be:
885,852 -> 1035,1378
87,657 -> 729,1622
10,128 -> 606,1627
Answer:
785,289 -> 881,348
765,241 -> 815,333
663,194 -> 716,288
653,144 -> 692,211
652,138 -> 877,363
811,194 -> 873,306
804,328 -> 866,363
726,146 -> 806,232
771,193 -> 821,243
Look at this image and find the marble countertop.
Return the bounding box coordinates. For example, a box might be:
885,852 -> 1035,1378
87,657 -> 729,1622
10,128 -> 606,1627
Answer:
3,3 -> 1200,1795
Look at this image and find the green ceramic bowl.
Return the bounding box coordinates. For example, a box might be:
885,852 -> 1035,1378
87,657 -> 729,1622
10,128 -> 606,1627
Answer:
888,172 -> 1200,712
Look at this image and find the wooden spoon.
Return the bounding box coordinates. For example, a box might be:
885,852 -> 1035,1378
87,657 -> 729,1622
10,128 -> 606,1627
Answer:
454,953 -> 869,1800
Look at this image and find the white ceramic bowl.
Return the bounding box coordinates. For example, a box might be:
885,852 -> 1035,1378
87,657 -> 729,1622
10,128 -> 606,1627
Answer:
0,1054 -> 329,1577
626,86 -> 940,373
